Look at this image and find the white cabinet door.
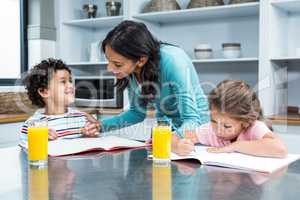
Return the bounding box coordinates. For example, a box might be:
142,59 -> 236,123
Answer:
0,122 -> 23,148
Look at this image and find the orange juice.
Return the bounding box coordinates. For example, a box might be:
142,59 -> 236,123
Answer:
152,163 -> 172,200
28,127 -> 48,161
28,166 -> 49,200
152,126 -> 171,160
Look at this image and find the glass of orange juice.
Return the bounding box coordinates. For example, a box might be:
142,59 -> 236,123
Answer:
152,118 -> 172,163
28,118 -> 48,166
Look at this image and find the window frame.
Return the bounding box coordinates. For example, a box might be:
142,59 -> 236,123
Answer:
0,0 -> 28,86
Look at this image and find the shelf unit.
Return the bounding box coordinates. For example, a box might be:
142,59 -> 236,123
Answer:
55,0 -> 300,117
271,0 -> 300,13
133,2 -> 259,24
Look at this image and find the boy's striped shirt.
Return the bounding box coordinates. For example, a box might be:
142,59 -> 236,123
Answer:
20,108 -> 88,146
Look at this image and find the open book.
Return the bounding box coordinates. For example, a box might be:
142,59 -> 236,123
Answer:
21,136 -> 146,157
171,146 -> 300,174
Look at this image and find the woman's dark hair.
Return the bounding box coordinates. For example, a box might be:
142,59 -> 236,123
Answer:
208,80 -> 272,130
23,58 -> 71,108
102,20 -> 161,105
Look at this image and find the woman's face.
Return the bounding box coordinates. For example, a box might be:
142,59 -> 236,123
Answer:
105,45 -> 139,79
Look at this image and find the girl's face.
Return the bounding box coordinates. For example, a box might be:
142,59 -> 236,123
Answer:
210,108 -> 245,141
41,69 -> 74,109
104,45 -> 147,79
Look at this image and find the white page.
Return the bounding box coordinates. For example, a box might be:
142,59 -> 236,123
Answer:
48,136 -> 145,156
171,146 -> 300,173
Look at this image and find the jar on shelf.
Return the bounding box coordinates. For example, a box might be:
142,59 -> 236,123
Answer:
194,44 -> 213,59
222,43 -> 241,59
143,0 -> 181,13
187,0 -> 224,9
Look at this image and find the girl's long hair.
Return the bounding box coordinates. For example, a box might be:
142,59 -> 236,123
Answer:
208,80 -> 272,130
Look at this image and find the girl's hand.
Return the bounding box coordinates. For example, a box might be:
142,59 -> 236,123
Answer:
175,139 -> 194,156
48,128 -> 58,140
185,130 -> 198,144
207,144 -> 235,153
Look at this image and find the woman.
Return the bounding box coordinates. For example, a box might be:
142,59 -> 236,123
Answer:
99,20 -> 209,136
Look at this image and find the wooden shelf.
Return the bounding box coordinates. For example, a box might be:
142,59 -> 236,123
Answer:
63,16 -> 123,29
68,61 -> 108,66
192,57 -> 258,63
271,0 -> 300,13
133,2 -> 259,25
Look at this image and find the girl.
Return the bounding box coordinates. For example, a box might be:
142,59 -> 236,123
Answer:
172,80 -> 287,158
98,20 -> 209,135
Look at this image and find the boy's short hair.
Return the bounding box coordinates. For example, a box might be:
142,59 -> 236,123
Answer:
24,58 -> 71,108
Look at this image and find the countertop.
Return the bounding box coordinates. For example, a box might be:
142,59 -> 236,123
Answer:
0,108 -> 156,124
1,146 -> 300,200
1,110 -> 299,125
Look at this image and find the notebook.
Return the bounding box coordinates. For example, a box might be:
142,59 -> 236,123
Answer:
171,146 -> 300,174
21,136 -> 146,157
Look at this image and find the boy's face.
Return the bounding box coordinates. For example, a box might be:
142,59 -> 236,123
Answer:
42,69 -> 74,108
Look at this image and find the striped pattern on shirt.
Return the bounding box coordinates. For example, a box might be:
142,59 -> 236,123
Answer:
20,108 -> 88,144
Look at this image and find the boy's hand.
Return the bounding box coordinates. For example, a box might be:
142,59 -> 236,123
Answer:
81,121 -> 101,137
174,139 -> 194,156
48,128 -> 58,140
81,113 -> 101,137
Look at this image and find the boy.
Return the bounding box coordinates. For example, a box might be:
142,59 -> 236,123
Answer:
20,58 -> 100,146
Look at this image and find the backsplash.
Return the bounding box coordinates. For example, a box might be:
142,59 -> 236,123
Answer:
0,92 -> 37,114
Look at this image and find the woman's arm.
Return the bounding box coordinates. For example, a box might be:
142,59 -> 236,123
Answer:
101,86 -> 147,132
208,133 -> 288,158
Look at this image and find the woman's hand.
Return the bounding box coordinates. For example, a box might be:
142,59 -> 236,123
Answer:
48,128 -> 58,140
81,113 -> 101,137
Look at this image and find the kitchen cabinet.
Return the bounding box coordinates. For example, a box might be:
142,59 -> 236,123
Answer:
55,0 -> 300,117
0,122 -> 23,148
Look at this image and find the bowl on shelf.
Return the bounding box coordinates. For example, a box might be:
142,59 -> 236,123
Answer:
194,44 -> 213,59
187,0 -> 224,9
142,0 -> 181,13
106,1 -> 122,16
222,43 -> 241,59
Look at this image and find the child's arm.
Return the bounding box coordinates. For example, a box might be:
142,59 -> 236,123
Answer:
207,133 -> 288,158
172,133 -> 194,156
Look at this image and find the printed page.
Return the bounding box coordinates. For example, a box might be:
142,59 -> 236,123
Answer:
48,135 -> 145,156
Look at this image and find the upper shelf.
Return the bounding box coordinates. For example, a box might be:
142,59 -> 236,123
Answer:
67,61 -> 108,66
271,0 -> 300,13
271,56 -> 300,62
63,16 -> 124,29
192,57 -> 258,63
133,2 -> 259,25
